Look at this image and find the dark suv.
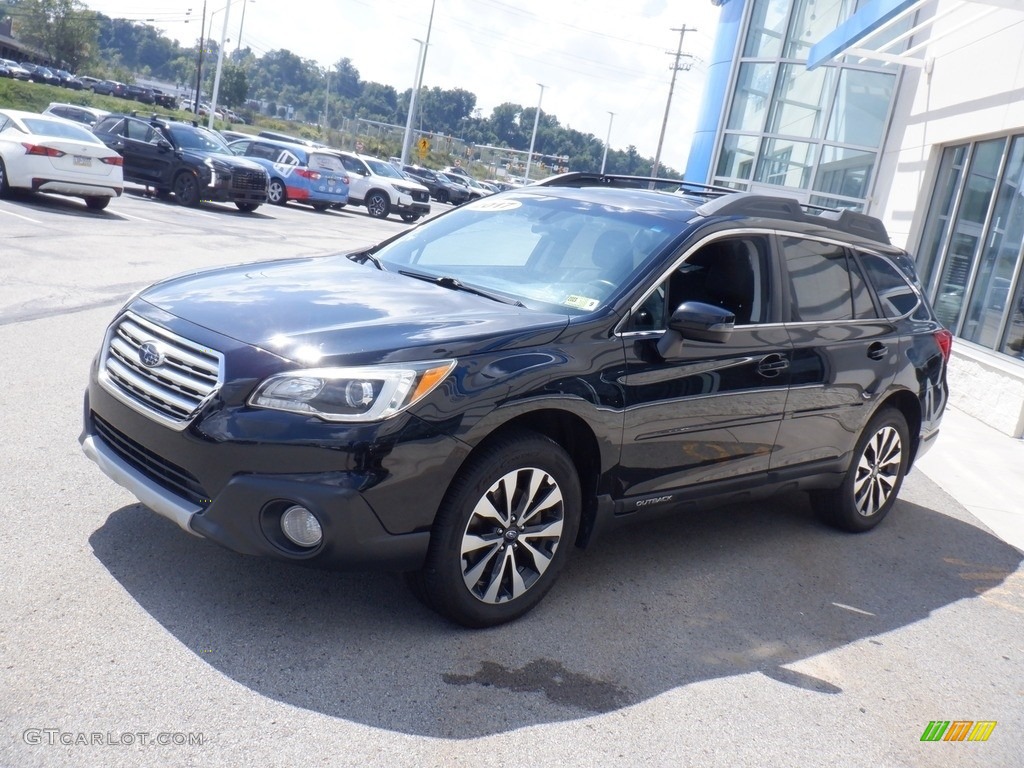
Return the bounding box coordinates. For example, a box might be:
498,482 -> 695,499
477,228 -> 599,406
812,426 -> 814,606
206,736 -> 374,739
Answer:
92,114 -> 268,210
80,174 -> 952,627
403,164 -> 471,205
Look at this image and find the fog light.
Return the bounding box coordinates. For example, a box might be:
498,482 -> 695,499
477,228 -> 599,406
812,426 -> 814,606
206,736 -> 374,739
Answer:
280,505 -> 323,548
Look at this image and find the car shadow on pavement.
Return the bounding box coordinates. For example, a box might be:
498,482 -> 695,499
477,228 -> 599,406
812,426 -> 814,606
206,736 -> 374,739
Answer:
88,475 -> 1022,739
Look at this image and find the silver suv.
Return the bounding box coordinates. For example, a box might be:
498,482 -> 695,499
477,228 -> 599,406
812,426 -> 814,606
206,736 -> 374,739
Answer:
336,152 -> 431,222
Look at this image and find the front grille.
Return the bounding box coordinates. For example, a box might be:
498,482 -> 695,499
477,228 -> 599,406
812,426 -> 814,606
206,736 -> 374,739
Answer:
232,168 -> 268,192
100,312 -> 223,428
412,190 -> 429,203
92,413 -> 211,507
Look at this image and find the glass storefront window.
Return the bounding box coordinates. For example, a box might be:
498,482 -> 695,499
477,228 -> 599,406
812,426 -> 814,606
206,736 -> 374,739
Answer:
785,0 -> 857,59
932,138 -> 1004,330
756,138 -> 816,188
744,0 -> 791,58
916,145 -> 967,288
825,69 -> 895,148
716,134 -> 760,180
812,145 -> 875,201
962,136 -> 1024,349
766,64 -> 834,139
727,62 -> 776,132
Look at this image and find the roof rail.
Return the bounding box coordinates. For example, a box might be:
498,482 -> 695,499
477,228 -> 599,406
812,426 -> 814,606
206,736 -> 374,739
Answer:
695,193 -> 890,244
534,172 -> 736,200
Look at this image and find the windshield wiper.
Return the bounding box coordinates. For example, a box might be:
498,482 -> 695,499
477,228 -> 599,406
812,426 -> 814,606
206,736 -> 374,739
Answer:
347,250 -> 385,270
398,270 -> 524,306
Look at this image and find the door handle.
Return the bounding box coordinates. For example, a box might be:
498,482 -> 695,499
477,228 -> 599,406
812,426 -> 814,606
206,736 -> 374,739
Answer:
757,354 -> 789,377
867,342 -> 888,361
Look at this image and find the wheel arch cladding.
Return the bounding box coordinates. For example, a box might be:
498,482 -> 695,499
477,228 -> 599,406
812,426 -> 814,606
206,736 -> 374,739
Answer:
878,389 -> 922,466
470,409 -> 602,547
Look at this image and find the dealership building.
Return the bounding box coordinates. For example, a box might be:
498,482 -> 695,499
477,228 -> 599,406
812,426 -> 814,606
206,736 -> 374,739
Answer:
687,0 -> 1024,437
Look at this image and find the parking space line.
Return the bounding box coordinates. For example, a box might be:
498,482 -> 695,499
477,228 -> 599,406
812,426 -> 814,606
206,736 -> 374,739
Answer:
114,210 -> 156,223
0,206 -> 42,224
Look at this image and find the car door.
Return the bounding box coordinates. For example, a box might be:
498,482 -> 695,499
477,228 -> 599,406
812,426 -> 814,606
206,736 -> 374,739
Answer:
117,118 -> 166,186
615,233 -> 792,498
339,154 -> 369,202
770,234 -> 899,470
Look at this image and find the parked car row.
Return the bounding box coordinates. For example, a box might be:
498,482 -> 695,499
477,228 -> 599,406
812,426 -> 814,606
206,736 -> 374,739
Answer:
0,107 -> 436,222
0,59 -> 88,89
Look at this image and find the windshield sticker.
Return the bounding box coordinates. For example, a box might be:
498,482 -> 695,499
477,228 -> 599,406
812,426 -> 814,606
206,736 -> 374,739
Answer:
563,294 -> 600,311
471,198 -> 522,212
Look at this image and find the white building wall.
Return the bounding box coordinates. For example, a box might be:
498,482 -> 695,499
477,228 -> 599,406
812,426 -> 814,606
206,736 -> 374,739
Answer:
874,2 -> 1024,437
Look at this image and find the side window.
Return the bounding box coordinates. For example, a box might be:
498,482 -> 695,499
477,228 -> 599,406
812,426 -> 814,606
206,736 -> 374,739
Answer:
625,236 -> 771,332
229,140 -> 250,156
124,119 -> 154,142
94,117 -> 123,135
858,251 -> 921,318
848,253 -> 877,319
0,115 -> 10,132
249,142 -> 278,161
783,237 -> 858,322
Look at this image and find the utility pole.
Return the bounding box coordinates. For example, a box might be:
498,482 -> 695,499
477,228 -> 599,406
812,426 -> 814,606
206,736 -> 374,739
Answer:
651,25 -> 696,180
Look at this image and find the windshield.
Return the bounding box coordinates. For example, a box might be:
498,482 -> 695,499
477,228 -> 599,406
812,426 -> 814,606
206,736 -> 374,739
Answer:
365,158 -> 404,178
375,192 -> 682,314
168,124 -> 231,154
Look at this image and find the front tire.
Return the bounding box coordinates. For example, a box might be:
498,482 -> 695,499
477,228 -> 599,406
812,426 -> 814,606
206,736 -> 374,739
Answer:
173,172 -> 200,207
267,179 -> 287,205
400,213 -> 420,223
235,202 -> 259,212
0,157 -> 10,197
415,430 -> 581,627
366,190 -> 390,219
811,407 -> 910,532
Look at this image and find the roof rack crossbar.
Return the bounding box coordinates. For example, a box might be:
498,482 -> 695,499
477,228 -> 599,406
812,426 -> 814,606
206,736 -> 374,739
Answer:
695,193 -> 890,244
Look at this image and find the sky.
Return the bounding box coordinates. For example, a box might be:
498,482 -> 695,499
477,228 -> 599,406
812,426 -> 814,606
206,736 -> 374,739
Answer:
81,0 -> 723,172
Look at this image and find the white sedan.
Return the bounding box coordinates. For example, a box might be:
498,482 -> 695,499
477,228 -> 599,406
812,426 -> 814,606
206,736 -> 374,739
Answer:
0,108 -> 124,210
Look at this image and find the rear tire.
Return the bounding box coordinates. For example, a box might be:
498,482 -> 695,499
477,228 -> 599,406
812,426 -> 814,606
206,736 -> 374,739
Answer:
415,429 -> 581,627
0,157 -> 10,197
312,202 -> 330,212
84,196 -> 109,211
235,202 -> 259,212
811,407 -> 909,532
401,213 -> 420,223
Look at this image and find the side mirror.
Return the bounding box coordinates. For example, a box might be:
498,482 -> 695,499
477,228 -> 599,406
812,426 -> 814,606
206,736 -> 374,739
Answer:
156,139 -> 172,151
657,301 -> 735,358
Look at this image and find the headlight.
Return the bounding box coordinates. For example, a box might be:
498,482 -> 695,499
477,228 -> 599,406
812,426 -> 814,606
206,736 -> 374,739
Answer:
203,157 -> 218,184
248,361 -> 456,422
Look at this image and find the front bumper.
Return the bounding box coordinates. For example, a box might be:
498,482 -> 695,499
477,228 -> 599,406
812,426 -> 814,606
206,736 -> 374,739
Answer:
203,169 -> 268,205
80,346 -> 468,571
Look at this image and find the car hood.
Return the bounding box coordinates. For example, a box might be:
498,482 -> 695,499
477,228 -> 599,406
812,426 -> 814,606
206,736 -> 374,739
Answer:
136,256 -> 569,364
188,150 -> 264,173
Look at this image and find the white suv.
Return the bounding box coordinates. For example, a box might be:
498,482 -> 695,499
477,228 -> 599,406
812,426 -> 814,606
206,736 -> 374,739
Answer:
336,151 -> 431,222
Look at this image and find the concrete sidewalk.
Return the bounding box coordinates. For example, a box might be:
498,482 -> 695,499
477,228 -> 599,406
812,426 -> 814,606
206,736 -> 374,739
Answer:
915,404 -> 1024,553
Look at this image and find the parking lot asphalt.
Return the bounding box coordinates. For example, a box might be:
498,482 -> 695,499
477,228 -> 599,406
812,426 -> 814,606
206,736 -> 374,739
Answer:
1,187 -> 1021,767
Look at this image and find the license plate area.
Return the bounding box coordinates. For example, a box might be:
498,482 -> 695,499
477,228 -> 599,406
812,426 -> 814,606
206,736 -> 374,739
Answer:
73,155 -> 92,167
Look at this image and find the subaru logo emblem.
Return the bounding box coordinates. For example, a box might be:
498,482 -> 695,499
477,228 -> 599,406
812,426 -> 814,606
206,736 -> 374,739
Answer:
138,341 -> 163,368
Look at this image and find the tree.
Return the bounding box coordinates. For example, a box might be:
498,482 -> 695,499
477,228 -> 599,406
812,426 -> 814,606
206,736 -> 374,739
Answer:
218,62 -> 248,107
9,0 -> 95,70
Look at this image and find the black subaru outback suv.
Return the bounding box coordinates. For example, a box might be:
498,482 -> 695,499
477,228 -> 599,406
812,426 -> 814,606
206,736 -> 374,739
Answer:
92,114 -> 268,211
81,174 -> 952,627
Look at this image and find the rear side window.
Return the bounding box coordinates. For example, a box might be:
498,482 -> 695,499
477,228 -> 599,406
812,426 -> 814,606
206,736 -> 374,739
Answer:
783,237 -> 863,322
94,116 -> 123,134
309,152 -> 344,172
858,251 -> 920,318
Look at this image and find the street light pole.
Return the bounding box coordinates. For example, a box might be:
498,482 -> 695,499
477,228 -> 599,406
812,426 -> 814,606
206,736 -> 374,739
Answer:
208,2 -> 232,129
235,0 -> 249,52
401,0 -> 436,166
193,0 -> 207,113
523,83 -> 545,183
601,111 -> 615,174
